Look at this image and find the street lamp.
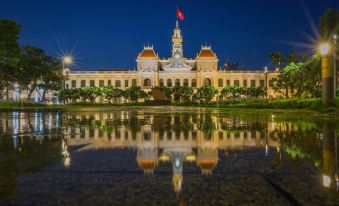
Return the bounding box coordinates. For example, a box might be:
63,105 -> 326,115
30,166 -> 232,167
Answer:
264,66 -> 268,98
333,35 -> 337,96
63,56 -> 72,65
320,42 -> 334,108
62,56 -> 72,90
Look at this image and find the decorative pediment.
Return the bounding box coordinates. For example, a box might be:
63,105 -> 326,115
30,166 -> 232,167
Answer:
142,68 -> 154,73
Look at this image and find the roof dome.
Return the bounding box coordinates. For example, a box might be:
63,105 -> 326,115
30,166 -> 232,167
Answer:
137,46 -> 158,60
197,46 -> 217,60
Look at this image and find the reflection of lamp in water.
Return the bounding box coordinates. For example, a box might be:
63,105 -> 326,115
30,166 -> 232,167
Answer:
172,174 -> 183,195
336,129 -> 338,191
62,138 -> 71,168
322,121 -> 336,189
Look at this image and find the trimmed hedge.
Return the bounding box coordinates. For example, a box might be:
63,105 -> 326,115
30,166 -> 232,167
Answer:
0,100 -> 46,107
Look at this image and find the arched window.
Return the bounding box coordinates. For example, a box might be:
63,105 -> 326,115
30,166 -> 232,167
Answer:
183,79 -> 188,87
143,78 -> 152,87
175,79 -> 180,86
159,79 -> 164,87
191,79 -> 196,87
167,79 -> 172,87
204,78 -> 212,86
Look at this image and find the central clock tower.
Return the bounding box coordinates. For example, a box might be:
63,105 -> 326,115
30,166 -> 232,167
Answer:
172,20 -> 183,58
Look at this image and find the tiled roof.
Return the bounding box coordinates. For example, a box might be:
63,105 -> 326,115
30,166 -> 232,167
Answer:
138,47 -> 158,60
197,47 -> 217,60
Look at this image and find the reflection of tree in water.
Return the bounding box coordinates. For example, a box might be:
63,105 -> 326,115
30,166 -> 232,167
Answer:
0,135 -> 61,203
276,127 -> 322,166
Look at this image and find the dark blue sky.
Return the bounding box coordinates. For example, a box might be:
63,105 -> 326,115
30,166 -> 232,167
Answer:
1,0 -> 338,70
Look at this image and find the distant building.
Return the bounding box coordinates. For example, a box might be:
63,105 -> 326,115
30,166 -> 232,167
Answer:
65,21 -> 278,98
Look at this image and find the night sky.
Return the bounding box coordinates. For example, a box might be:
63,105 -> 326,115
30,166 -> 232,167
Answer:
1,0 -> 338,70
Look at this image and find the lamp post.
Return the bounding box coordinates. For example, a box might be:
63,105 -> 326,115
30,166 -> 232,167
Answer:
333,35 -> 337,96
264,66 -> 268,98
320,43 -> 334,108
62,56 -> 72,90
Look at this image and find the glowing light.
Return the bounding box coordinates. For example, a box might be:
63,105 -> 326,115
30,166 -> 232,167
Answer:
323,175 -> 331,187
264,66 -> 268,73
63,56 -> 73,64
320,43 -> 329,56
159,154 -> 170,161
185,154 -> 196,162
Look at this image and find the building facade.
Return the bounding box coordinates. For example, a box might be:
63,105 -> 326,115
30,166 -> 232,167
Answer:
65,21 -> 279,97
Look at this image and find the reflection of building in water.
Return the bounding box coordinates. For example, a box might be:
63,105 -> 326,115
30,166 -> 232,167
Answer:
3,111 -> 332,195
60,112 -> 290,194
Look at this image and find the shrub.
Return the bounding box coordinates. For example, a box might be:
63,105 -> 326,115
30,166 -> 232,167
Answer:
0,100 -> 46,107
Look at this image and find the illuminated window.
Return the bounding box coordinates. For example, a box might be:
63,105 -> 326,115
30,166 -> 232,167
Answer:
143,78 -> 151,87
183,79 -> 188,87
167,79 -> 172,87
191,79 -> 196,87
159,79 -> 164,86
132,79 -> 137,86
99,80 -> 104,87
115,80 -> 121,87
234,80 -> 239,87
243,80 -> 247,87
250,80 -> 256,87
204,78 -> 211,86
81,80 -> 86,87
71,80 -> 76,88
218,79 -> 223,87
90,80 -> 95,87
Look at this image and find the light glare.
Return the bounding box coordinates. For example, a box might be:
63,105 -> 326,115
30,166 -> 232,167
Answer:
320,43 -> 329,56
63,56 -> 73,64
323,175 -> 331,187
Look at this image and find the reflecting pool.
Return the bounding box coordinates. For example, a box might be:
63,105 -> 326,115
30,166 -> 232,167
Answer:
0,107 -> 338,205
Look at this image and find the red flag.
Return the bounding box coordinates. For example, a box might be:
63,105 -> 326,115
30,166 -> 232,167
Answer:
176,8 -> 184,21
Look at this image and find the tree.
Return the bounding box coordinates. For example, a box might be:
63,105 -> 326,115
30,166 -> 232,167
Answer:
319,8 -> 339,41
272,55 -> 321,98
181,86 -> 194,102
269,51 -> 282,69
17,46 -> 61,99
79,87 -> 101,104
124,86 -> 147,102
41,56 -> 63,101
284,52 -> 299,64
172,85 -> 183,101
195,86 -> 217,104
0,20 -> 21,99
102,86 -> 123,104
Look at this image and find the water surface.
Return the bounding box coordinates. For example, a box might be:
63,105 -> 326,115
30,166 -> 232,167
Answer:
0,107 -> 338,205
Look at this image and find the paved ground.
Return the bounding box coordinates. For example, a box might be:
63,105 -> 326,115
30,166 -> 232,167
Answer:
2,148 -> 337,206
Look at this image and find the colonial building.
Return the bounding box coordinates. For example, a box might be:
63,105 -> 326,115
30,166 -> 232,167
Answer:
65,21 -> 279,96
